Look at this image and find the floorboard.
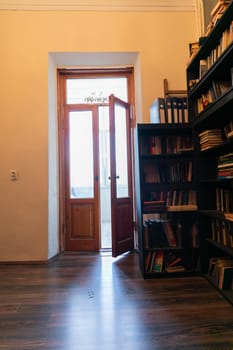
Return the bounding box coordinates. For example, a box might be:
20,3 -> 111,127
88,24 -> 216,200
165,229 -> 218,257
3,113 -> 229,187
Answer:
0,252 -> 232,350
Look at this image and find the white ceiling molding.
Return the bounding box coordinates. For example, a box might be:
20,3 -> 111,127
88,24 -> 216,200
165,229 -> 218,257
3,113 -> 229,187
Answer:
0,0 -> 195,11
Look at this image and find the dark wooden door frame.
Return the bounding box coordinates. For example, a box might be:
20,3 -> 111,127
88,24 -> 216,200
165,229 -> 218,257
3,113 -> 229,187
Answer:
57,68 -> 136,253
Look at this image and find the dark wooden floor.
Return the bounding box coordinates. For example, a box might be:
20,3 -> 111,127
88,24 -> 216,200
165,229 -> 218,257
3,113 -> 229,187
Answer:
0,252 -> 233,350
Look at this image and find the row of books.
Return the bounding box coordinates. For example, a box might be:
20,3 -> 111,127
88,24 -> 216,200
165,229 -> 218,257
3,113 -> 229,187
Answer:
150,97 -> 188,124
141,135 -> 193,156
216,187 -> 233,213
196,80 -> 232,114
188,16 -> 233,89
218,152 -> 233,179
198,129 -> 225,151
206,0 -> 232,36
200,29 -> 233,72
188,0 -> 230,65
211,218 -> 233,248
143,160 -> 192,184
144,219 -> 177,248
145,250 -> 185,273
208,256 -> 233,290
205,1 -> 230,35
144,189 -> 197,208
144,219 -> 199,250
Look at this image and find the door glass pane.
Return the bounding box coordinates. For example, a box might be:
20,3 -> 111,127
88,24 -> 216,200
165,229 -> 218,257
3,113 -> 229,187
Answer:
115,104 -> 129,198
69,111 -> 94,199
66,78 -> 128,104
99,106 -> 112,249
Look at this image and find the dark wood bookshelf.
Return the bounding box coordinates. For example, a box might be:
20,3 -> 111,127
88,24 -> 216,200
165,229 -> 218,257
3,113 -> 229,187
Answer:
134,123 -> 199,279
187,1 -> 233,305
187,1 -> 233,73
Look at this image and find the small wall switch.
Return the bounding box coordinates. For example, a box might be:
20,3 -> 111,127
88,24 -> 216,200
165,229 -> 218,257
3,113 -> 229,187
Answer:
11,170 -> 18,181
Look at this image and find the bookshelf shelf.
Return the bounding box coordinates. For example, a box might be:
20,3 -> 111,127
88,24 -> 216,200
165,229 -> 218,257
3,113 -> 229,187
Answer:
187,1 -> 233,305
135,123 -> 199,278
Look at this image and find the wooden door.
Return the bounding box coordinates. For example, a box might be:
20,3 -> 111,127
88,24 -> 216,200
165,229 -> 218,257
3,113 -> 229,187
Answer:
64,105 -> 100,251
109,95 -> 134,257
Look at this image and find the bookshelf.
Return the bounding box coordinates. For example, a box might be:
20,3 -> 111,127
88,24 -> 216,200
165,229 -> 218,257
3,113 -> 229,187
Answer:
186,0 -> 233,304
135,123 -> 199,278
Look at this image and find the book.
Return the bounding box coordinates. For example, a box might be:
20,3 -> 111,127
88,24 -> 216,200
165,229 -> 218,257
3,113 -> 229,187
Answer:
165,265 -> 185,273
168,256 -> 182,267
189,41 -> 199,56
199,59 -> 208,78
210,0 -> 230,17
181,97 -> 188,123
208,257 -> 233,287
171,97 -> 178,123
152,250 -> 164,272
208,257 -> 218,276
224,120 -> 233,139
150,98 -> 167,124
191,223 -> 199,248
177,97 -> 183,123
199,129 -> 224,151
162,221 -> 177,247
149,252 -> 156,272
145,252 -> 152,272
175,222 -> 183,247
145,219 -> 169,248
164,251 -> 183,269
165,97 -> 173,124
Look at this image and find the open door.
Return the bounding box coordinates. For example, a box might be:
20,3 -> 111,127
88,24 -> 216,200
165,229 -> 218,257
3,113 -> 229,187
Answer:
109,95 -> 134,257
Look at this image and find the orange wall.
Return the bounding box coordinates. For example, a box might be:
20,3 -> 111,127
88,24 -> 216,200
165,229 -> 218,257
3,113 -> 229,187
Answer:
0,10 -> 197,261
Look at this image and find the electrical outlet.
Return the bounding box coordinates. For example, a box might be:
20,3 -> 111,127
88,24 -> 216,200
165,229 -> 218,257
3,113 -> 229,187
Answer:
11,170 -> 18,181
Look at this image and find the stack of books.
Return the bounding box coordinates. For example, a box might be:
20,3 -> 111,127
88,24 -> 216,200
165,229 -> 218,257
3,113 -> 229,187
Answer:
218,153 -> 233,179
164,251 -> 185,273
199,129 -> 225,151
205,0 -> 231,35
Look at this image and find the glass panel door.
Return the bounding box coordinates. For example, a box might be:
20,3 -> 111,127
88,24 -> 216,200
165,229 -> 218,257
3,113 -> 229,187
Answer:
99,106 -> 112,249
109,95 -> 134,257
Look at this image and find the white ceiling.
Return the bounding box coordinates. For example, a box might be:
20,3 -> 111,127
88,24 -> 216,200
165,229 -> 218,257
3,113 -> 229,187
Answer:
0,0 -> 196,11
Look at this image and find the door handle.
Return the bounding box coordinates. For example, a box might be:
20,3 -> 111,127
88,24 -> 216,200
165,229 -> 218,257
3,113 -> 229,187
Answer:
108,175 -> 120,180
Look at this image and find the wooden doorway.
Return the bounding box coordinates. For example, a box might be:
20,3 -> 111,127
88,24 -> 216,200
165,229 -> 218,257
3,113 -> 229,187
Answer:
58,69 -> 135,256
